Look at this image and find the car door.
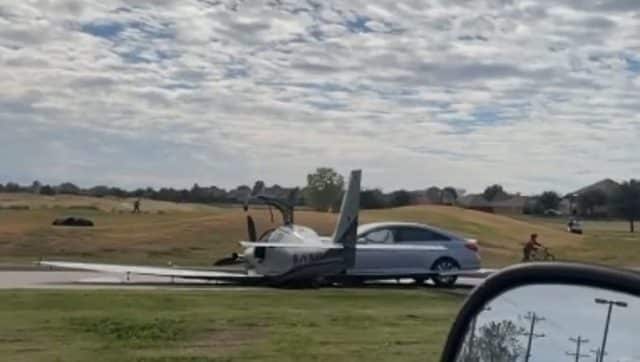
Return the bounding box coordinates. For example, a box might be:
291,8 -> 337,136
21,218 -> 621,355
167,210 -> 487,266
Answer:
394,226 -> 450,272
352,227 -> 398,275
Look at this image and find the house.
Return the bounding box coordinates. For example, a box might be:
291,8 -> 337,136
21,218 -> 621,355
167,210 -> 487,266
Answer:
457,194 -> 529,214
561,179 -> 620,216
408,187 -> 463,206
568,178 -> 621,198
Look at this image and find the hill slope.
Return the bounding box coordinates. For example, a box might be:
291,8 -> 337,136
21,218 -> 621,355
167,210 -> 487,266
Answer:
0,195 -> 638,267
0,193 -> 220,212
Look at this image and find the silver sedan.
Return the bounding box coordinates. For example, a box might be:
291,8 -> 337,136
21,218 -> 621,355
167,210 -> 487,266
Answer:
348,222 -> 481,287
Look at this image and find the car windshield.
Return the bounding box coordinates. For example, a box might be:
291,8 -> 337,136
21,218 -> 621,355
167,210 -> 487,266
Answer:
1,1 -> 639,361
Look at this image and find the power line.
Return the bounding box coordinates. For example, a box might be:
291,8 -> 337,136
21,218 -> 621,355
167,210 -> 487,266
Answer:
500,297 -> 570,354
522,312 -> 546,362
566,336 -> 590,362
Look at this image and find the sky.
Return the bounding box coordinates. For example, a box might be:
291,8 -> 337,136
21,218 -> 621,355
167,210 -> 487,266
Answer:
472,284 -> 640,361
1,0 -> 639,194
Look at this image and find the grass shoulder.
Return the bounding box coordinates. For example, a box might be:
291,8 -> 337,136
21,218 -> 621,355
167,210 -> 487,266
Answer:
0,289 -> 463,362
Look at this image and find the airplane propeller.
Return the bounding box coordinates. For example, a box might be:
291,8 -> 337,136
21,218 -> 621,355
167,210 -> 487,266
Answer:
246,215 -> 257,242
243,181 -> 264,241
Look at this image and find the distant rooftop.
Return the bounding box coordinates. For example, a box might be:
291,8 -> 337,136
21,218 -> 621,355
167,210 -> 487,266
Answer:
567,178 -> 620,197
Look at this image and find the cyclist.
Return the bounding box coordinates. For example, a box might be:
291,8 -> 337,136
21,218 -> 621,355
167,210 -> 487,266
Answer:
522,233 -> 542,262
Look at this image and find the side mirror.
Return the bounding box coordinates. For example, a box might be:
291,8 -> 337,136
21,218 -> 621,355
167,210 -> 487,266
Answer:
357,237 -> 367,244
442,263 -> 640,362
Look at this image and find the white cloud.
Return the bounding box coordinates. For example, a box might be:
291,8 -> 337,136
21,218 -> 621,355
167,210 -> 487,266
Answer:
0,0 -> 638,193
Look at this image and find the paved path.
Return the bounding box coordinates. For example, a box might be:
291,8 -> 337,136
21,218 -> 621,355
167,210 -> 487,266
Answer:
0,270 -> 485,292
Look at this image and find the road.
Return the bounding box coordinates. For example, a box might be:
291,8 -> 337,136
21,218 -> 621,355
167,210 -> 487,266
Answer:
0,270 -> 485,292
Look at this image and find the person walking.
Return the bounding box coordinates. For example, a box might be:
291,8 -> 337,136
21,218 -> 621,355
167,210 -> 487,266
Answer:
133,199 -> 141,214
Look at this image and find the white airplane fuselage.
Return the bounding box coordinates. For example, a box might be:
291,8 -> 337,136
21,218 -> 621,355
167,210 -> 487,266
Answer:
243,225 -> 333,276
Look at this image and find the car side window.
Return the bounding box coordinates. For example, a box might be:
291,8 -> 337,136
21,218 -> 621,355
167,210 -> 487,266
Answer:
396,227 -> 450,242
363,229 -> 394,243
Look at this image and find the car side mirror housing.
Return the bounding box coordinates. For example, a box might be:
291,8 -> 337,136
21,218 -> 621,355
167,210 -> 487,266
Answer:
441,263 -> 640,362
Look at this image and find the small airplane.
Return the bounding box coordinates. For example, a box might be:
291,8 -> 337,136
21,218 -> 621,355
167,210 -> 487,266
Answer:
40,170 -> 484,287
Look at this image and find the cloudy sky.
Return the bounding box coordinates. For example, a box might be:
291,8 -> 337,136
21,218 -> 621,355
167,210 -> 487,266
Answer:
1,0 -> 639,194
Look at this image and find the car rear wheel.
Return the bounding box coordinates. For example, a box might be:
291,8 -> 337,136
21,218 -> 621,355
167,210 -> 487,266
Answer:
431,258 -> 460,288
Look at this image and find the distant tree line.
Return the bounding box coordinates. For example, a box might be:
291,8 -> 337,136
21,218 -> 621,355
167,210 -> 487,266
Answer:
0,168 -> 463,212
357,186 -> 459,210
0,180 -> 267,205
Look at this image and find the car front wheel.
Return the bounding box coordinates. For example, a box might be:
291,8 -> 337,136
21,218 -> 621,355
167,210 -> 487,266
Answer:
431,258 -> 460,287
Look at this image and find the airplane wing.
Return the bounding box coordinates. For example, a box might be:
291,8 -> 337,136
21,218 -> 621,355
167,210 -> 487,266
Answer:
438,268 -> 498,278
39,261 -> 265,283
239,241 -> 345,249
239,242 -> 447,250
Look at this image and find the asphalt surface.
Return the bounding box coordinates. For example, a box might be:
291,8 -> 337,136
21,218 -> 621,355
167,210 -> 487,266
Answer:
0,270 -> 484,292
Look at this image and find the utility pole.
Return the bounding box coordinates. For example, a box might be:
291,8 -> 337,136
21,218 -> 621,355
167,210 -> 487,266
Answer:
594,298 -> 628,362
523,312 -> 545,362
590,348 -> 606,362
566,336 -> 589,362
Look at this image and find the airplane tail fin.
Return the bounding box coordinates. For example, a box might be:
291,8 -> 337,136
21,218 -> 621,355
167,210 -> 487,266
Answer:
331,170 -> 361,252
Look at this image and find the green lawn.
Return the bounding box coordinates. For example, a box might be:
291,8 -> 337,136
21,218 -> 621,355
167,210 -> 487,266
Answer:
0,289 -> 463,362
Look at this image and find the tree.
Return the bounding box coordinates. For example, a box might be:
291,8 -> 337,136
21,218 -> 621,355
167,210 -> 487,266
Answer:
4,182 -> 20,192
459,319 -> 525,362
190,183 -> 204,203
577,189 -> 608,216
330,191 -> 344,213
39,185 -> 56,195
483,184 -> 508,202
537,191 -> 561,212
360,189 -> 387,209
156,188 -> 178,202
30,180 -> 42,194
89,185 -> 110,198
144,187 -> 157,199
425,186 -> 442,203
132,188 -> 146,198
610,180 -> 640,232
109,187 -> 127,198
179,189 -> 190,202
58,182 -> 80,195
441,187 -> 458,204
304,168 -> 344,212
389,190 -> 412,207
477,320 -> 525,362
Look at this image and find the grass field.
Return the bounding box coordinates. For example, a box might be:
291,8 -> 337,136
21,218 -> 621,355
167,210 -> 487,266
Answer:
1,194 -> 638,361
0,193 -> 220,213
1,193 -> 639,267
0,289 -> 463,362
